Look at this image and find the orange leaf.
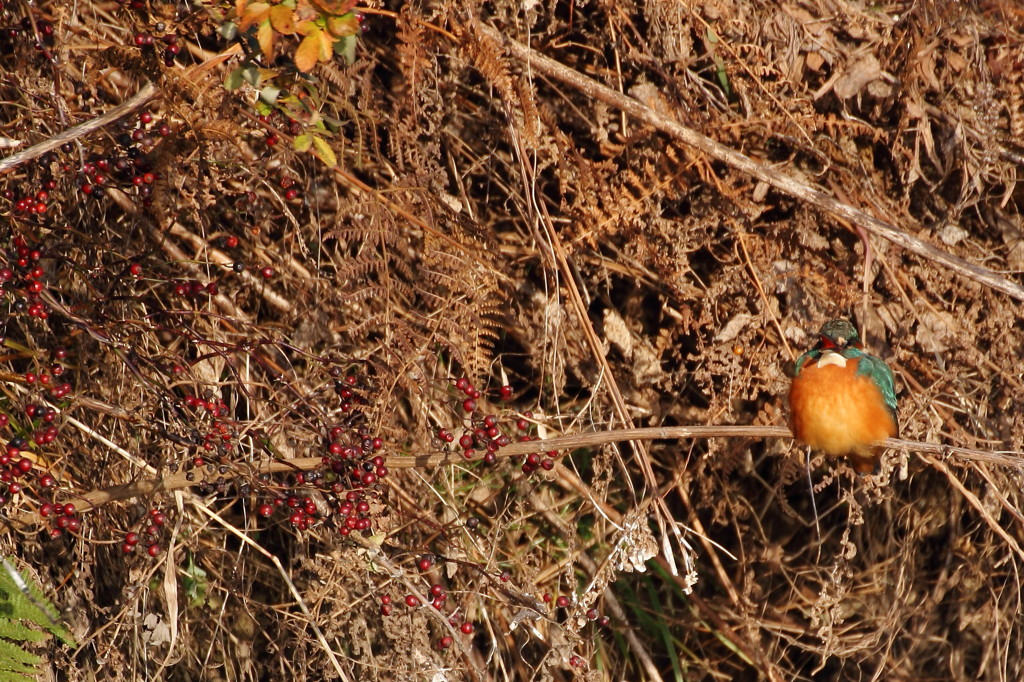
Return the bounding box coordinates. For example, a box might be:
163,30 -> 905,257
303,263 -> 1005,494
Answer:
238,2 -> 271,33
269,5 -> 296,34
294,30 -> 322,72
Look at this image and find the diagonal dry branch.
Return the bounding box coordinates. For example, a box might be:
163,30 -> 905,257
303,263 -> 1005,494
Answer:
479,27 -> 1024,304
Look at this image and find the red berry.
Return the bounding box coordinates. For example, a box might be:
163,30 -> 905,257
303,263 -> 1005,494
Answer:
140,111 -> 153,124
404,595 -> 420,607
460,622 -> 474,634
129,263 -> 142,277
147,544 -> 161,557
462,399 -> 476,413
260,266 -> 274,279
556,595 -> 570,607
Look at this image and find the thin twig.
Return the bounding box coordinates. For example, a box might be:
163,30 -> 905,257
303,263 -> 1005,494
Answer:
13,425 -> 1018,522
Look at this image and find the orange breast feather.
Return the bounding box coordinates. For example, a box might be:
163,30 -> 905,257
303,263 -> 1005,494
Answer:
789,356 -> 897,460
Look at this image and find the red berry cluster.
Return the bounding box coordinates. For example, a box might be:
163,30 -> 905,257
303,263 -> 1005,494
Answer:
181,393 -> 235,462
79,145 -> 167,206
252,372 -> 384,536
378,554 -> 476,650
0,14 -> 55,56
132,30 -> 180,67
38,502 -> 80,539
278,176 -> 302,203
0,376 -> 78,539
441,378 -> 558,473
1,236 -> 62,327
332,370 -> 368,413
444,377 -> 519,464
319,420 -> 386,534
171,279 -> 221,299
121,508 -> 167,556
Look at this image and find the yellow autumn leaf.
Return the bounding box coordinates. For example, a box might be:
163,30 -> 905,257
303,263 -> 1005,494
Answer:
315,28 -> 333,61
294,30 -> 322,72
269,5 -> 296,34
311,135 -> 337,167
295,19 -> 318,36
257,19 -> 274,60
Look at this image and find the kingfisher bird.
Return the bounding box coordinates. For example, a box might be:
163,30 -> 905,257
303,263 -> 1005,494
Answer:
788,319 -> 898,473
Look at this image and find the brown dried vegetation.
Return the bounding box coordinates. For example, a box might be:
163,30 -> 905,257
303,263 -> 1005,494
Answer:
1,0 -> 1023,680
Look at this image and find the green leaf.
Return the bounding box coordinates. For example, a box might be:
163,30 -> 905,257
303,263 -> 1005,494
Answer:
219,21 -> 238,40
182,556 -> 208,608
293,133 -> 312,153
258,84 -> 281,105
335,34 -> 357,64
225,67 -> 245,91
241,64 -> 260,86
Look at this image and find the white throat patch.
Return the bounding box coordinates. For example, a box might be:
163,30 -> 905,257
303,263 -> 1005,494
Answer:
816,350 -> 847,368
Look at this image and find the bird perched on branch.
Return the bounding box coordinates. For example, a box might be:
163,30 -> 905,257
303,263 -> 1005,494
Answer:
788,319 -> 898,473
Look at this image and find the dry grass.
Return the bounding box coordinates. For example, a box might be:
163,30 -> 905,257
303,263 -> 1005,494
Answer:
1,0 -> 1023,680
